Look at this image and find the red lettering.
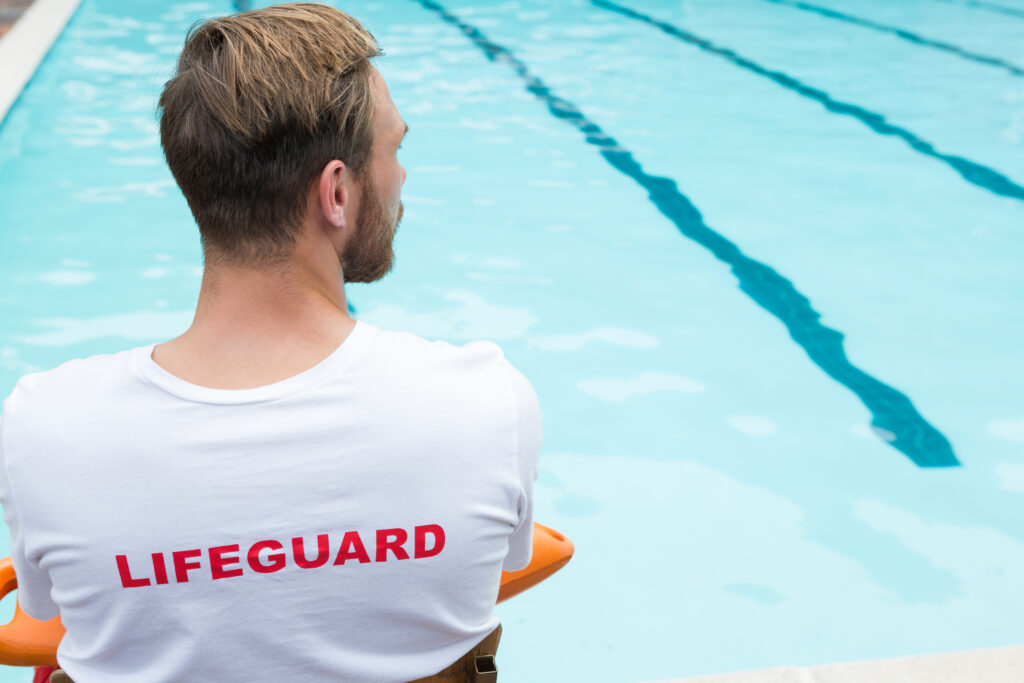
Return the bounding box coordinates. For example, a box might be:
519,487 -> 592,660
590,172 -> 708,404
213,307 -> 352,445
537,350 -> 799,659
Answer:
333,531 -> 371,565
172,549 -> 202,583
116,555 -> 150,588
292,534 -> 331,569
376,528 -> 410,562
209,544 -> 243,580
118,526 -> 440,588
414,524 -> 446,559
247,540 -> 286,574
152,552 -> 169,585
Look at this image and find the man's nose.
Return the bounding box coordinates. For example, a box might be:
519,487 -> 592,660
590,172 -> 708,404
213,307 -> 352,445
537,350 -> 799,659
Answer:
401,165 -> 407,185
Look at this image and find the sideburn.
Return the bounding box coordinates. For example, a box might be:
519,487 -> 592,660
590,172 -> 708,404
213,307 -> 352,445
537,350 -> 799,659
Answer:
341,173 -> 397,283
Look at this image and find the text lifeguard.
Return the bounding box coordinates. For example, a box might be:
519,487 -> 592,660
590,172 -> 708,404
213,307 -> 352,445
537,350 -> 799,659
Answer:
115,524 -> 446,588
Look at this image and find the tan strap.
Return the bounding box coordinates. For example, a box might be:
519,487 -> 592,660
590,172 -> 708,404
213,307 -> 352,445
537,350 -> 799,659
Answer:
408,624 -> 502,682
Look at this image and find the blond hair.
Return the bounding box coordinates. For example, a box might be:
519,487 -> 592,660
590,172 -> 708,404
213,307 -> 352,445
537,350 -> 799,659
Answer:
158,3 -> 382,267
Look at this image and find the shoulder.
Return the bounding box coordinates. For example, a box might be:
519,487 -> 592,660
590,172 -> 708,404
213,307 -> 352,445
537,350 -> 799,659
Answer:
2,348 -> 137,435
362,325 -> 529,413
8,349 -> 133,398
370,325 -> 510,372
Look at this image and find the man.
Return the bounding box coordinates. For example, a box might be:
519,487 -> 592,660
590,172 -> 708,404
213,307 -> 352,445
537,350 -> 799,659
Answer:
0,4 -> 540,681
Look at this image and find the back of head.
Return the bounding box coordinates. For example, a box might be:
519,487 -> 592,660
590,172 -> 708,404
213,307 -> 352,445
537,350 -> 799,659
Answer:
158,3 -> 382,268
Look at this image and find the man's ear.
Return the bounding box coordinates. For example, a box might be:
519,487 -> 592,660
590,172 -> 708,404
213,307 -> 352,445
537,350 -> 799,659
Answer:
318,160 -> 349,229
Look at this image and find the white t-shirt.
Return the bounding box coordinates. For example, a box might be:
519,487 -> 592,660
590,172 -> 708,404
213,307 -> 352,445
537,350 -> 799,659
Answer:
0,321 -> 540,682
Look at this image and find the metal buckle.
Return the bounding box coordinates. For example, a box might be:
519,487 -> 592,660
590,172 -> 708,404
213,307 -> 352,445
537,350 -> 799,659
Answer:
473,654 -> 497,682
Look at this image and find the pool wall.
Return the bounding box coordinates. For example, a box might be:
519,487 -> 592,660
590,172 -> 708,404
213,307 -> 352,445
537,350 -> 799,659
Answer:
0,0 -> 81,123
662,642 -> 1024,682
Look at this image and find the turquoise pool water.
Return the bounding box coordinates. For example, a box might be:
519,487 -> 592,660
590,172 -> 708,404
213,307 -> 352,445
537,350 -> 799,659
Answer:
1,0 -> 1023,680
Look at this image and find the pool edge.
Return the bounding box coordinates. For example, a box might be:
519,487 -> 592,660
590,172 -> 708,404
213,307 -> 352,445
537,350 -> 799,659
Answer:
0,0 -> 82,125
649,643 -> 1024,682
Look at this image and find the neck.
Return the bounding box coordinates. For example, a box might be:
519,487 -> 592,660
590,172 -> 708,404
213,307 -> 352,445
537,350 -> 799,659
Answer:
182,230 -> 353,352
148,223 -> 360,390
196,267 -> 347,332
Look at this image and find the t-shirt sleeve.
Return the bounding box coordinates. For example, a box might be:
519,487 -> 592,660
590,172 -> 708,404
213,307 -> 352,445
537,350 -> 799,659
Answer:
501,363 -> 541,572
0,412 -> 60,620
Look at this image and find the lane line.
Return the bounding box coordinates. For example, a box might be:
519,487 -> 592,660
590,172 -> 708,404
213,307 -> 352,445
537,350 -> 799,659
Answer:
412,0 -> 960,467
592,0 -> 1024,204
762,0 -> 1024,78
935,0 -> 1024,19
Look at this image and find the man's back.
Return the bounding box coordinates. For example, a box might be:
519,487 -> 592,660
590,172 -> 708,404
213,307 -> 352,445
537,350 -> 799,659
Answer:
0,321 -> 540,682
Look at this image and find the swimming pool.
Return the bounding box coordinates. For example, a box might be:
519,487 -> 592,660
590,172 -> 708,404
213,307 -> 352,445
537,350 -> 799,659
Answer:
1,0 -> 1023,680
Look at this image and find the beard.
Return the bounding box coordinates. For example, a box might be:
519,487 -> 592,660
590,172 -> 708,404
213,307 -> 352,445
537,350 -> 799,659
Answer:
341,174 -> 403,283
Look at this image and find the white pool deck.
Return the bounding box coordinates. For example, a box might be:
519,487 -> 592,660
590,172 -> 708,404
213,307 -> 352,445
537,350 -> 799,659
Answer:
0,0 -> 79,123
653,644 -> 1024,682
2,3 -> 1023,683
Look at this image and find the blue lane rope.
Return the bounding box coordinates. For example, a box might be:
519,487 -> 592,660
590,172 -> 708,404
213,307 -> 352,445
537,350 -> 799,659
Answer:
934,0 -> 1024,20
592,0 -> 1024,205
762,0 -> 1024,78
413,0 -> 960,467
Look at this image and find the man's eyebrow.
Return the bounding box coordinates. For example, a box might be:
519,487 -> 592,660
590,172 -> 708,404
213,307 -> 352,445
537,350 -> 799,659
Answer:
401,122 -> 409,140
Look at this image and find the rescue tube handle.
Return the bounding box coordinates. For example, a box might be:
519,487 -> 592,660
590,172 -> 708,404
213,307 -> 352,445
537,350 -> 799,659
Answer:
0,557 -> 62,667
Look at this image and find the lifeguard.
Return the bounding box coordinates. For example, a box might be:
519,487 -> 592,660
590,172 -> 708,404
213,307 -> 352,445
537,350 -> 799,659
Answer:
0,3 -> 542,681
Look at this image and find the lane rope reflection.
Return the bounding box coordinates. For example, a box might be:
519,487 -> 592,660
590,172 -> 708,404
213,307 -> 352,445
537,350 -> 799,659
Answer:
593,0 -> 1024,204
933,0 -> 1024,20
762,0 -> 1024,78
412,0 -> 960,467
